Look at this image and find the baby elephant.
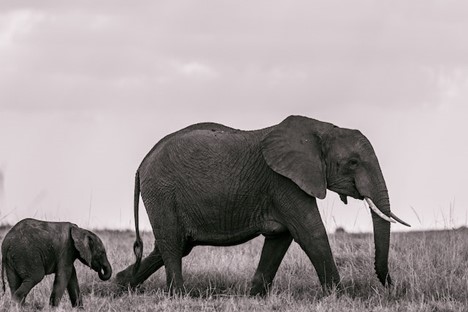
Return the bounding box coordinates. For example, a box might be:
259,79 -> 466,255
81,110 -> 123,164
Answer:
1,218 -> 112,307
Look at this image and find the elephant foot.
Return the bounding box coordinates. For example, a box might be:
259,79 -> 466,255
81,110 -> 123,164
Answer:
115,266 -> 138,290
164,284 -> 186,297
321,281 -> 343,297
249,280 -> 270,297
249,287 -> 268,297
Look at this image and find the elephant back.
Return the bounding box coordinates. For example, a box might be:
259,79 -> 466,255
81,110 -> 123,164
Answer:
138,122 -> 238,171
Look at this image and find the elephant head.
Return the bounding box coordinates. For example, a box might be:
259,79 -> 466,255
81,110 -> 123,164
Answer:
262,115 -> 409,286
71,226 -> 113,281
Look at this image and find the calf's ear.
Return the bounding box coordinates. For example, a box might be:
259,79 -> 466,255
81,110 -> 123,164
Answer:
71,226 -> 93,266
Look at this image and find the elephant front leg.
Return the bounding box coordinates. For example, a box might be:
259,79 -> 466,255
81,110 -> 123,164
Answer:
299,230 -> 341,292
67,266 -> 83,308
278,195 -> 340,292
292,219 -> 340,291
250,233 -> 293,296
50,267 -> 73,307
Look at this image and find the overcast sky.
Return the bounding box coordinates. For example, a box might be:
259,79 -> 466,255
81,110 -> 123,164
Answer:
1,1 -> 467,232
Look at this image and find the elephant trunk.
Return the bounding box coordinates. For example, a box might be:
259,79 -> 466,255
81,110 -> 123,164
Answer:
355,158 -> 400,286
98,260 -> 112,281
370,191 -> 392,286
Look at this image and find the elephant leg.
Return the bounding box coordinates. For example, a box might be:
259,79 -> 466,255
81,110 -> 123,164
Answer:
116,241 -> 193,290
144,197 -> 186,294
294,222 -> 340,292
67,266 -> 82,308
5,266 -> 22,295
157,237 -> 185,294
12,275 -> 43,305
163,244 -> 193,293
115,244 -> 164,288
143,192 -> 191,294
50,267 -> 72,307
292,220 -> 340,291
250,233 -> 293,296
132,245 -> 165,287
277,193 -> 340,292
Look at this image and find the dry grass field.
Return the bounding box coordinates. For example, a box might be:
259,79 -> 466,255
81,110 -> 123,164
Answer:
0,226 -> 467,311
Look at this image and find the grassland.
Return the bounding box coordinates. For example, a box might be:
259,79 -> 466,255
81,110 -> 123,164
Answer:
0,227 -> 467,311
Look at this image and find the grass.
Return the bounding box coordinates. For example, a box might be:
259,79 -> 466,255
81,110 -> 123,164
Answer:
0,227 -> 467,311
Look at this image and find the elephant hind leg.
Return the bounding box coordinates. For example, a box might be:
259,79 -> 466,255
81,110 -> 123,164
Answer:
144,195 -> 189,294
250,233 -> 293,296
12,274 -> 43,305
132,245 -> 165,288
115,244 -> 164,289
153,220 -> 187,293
161,242 -> 193,294
5,265 -> 22,295
116,242 -> 193,290
156,235 -> 188,294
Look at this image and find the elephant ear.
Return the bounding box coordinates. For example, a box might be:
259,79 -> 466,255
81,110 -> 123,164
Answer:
71,226 -> 93,266
262,115 -> 332,199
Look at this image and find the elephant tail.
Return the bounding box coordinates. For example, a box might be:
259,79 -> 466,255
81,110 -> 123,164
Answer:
133,170 -> 143,276
1,257 -> 5,294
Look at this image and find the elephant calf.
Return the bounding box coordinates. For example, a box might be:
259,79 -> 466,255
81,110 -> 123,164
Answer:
1,218 -> 112,307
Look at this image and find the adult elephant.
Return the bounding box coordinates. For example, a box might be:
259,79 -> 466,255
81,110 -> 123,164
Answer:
116,115 -> 409,295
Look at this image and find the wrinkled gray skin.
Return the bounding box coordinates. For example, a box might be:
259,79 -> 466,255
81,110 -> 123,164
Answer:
1,218 -> 112,307
116,115 -> 404,295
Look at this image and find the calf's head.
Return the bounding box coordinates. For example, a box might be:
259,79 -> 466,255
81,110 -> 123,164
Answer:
71,226 -> 112,280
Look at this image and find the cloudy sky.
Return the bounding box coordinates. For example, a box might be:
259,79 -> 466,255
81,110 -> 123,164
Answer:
1,1 -> 467,232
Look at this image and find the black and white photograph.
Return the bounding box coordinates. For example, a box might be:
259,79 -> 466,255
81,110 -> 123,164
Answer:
0,1 -> 467,311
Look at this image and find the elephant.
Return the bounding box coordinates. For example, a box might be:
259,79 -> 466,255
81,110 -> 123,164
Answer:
115,115 -> 409,295
1,218 -> 112,307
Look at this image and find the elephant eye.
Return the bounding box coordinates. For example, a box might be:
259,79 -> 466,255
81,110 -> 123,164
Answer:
348,159 -> 359,167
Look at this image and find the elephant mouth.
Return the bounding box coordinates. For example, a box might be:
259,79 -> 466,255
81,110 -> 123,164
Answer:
338,193 -> 364,205
330,185 -> 363,202
328,177 -> 363,200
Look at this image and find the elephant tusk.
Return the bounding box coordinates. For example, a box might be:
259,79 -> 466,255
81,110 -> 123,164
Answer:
365,198 -> 396,223
390,212 -> 411,227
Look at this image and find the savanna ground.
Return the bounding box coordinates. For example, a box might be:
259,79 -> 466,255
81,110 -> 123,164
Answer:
0,226 -> 467,311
